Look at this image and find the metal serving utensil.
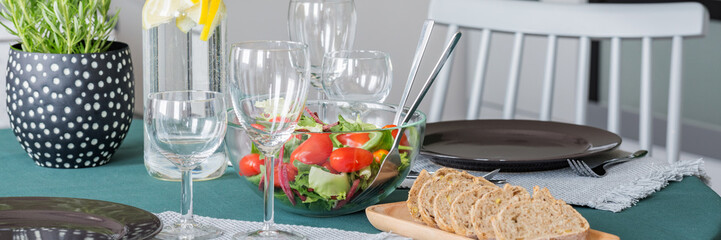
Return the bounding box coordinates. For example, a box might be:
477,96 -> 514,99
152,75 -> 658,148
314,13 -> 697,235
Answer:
350,31 -> 462,204
393,19 -> 434,125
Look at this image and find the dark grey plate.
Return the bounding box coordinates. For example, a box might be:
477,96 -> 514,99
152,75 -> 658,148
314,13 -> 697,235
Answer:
0,197 -> 161,240
421,120 -> 621,171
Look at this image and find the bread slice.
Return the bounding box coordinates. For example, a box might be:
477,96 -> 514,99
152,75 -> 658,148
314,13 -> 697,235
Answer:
407,169 -> 432,222
433,183 -> 491,232
449,186 -> 497,237
418,172 -> 475,227
491,200 -> 590,240
471,184 -> 531,240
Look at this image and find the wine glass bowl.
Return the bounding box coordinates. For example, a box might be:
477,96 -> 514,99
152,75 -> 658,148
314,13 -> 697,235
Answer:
321,50 -> 393,103
225,100 -> 426,217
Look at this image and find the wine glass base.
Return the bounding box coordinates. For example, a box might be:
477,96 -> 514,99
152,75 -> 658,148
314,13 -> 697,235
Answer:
233,229 -> 306,240
155,221 -> 224,240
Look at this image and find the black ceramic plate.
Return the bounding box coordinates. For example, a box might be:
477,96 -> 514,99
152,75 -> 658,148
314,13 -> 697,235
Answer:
0,197 -> 161,240
421,120 -> 621,171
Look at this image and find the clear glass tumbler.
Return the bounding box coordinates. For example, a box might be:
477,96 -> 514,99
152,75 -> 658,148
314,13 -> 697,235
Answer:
321,50 -> 393,103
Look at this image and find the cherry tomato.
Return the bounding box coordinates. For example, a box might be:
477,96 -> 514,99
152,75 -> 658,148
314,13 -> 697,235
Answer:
273,163 -> 298,187
322,161 -> 339,174
329,147 -> 373,173
336,133 -> 370,148
291,133 -> 333,165
238,153 -> 262,176
373,149 -> 389,163
383,124 -> 410,146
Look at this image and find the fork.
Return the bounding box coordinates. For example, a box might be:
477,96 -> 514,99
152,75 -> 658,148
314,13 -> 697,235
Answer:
567,150 -> 648,177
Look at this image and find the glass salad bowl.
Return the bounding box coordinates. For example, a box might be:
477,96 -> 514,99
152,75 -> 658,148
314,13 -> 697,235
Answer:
225,100 -> 426,216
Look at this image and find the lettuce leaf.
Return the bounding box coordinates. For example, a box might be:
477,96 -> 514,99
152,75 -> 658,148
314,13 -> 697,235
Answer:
296,115 -> 324,132
329,115 -> 377,132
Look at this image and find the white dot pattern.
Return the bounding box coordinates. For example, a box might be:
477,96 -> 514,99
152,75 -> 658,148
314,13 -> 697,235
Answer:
5,43 -> 135,168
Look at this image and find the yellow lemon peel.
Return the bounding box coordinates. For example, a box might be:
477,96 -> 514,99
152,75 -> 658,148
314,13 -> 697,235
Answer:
200,0 -> 224,41
199,0 -> 210,24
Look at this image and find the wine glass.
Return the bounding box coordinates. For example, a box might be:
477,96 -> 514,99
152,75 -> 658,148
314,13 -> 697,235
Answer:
321,50 -> 393,103
288,0 -> 357,100
228,41 -> 309,239
145,90 -> 227,239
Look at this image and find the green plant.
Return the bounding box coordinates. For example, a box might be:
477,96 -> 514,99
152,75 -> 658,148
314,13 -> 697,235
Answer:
0,0 -> 119,54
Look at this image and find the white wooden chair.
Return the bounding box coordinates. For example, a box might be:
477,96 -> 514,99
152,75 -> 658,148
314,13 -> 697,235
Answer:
426,0 -> 708,163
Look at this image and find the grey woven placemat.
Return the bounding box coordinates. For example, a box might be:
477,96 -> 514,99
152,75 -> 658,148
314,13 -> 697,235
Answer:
155,212 -> 410,240
402,141 -> 707,212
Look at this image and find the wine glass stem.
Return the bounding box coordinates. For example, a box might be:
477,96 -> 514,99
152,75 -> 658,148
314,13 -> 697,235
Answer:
263,155 -> 276,231
180,169 -> 194,225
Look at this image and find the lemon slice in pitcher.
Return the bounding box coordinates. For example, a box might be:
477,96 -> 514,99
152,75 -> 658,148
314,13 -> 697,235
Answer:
142,0 -> 195,30
175,3 -> 201,33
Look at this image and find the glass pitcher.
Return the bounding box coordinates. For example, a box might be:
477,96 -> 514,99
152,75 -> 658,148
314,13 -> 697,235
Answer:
141,0 -> 227,181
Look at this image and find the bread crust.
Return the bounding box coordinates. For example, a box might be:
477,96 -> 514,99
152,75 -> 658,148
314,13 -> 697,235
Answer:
407,169 -> 432,222
532,186 -> 555,202
433,167 -> 460,177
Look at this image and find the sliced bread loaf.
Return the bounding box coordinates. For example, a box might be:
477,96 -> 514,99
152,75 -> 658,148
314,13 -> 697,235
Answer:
407,169 -> 432,222
449,186 -> 497,237
491,200 -> 590,240
471,184 -> 531,240
418,173 -> 475,227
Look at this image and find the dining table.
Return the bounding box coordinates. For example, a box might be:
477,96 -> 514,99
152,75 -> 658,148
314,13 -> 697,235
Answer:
1,119 -> 720,240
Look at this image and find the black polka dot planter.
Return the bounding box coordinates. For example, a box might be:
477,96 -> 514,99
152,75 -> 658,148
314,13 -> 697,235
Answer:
5,42 -> 135,168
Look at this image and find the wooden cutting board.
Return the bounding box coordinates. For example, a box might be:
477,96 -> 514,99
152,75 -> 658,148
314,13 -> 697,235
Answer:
366,201 -> 619,240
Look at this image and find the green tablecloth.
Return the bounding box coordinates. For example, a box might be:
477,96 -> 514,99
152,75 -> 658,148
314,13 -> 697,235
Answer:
1,120 -> 720,239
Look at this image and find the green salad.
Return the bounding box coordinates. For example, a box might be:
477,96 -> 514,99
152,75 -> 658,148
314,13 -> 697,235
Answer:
237,110 -> 412,211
